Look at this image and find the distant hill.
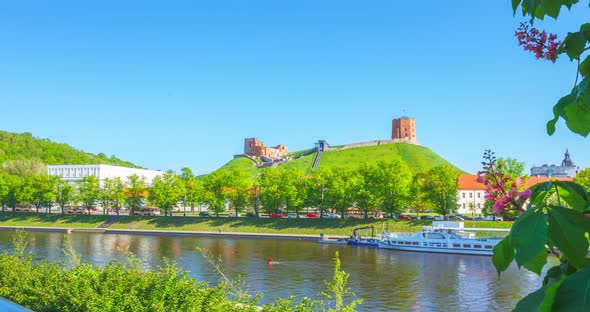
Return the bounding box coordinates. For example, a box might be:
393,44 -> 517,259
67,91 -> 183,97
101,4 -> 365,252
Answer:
0,131 -> 140,168
217,142 -> 460,176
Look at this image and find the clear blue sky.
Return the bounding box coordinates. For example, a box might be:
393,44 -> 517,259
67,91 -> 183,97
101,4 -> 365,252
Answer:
1,1 -> 588,175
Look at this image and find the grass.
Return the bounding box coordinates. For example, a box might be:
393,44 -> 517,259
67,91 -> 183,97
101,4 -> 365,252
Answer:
110,216 -> 426,236
0,212 -> 514,236
0,212 -> 108,228
318,143 -> 461,173
218,142 -> 460,178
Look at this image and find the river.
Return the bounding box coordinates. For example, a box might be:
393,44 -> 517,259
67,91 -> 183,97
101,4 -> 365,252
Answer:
0,231 -> 547,311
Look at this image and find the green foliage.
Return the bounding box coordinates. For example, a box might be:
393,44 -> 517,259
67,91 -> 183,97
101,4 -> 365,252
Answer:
492,180 -> 590,310
76,176 -> 100,213
149,171 -> 182,216
202,170 -> 231,216
0,130 -> 139,167
513,1 -> 590,136
420,165 -> 460,218
2,232 -> 363,312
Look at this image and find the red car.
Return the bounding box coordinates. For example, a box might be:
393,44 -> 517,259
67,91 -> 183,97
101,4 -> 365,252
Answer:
396,215 -> 412,220
306,212 -> 320,218
269,213 -> 284,218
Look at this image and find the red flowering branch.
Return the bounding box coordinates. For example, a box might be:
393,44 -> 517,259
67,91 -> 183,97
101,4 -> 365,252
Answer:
476,150 -> 530,214
515,22 -> 561,61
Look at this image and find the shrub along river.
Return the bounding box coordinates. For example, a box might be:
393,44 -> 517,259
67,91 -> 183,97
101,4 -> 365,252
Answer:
0,231 -> 548,311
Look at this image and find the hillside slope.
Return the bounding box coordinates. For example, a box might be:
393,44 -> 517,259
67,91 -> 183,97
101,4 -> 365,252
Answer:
219,142 -> 459,176
0,131 -> 139,167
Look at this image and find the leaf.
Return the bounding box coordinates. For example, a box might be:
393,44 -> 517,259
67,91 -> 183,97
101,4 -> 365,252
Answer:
547,206 -> 590,267
563,98 -> 590,137
563,32 -> 587,60
547,91 -> 576,135
513,0 -> 523,15
529,182 -> 555,206
552,181 -> 590,211
514,287 -> 546,312
511,209 -> 548,268
492,236 -> 514,275
539,274 -> 566,311
552,267 -> 590,311
523,247 -> 549,276
540,0 -> 561,18
580,55 -> 590,77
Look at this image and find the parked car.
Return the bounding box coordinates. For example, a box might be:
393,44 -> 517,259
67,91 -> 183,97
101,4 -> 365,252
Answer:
228,212 -> 240,217
448,215 -> 464,221
420,215 -> 434,220
269,213 -> 284,218
321,213 -> 340,219
245,212 -> 256,217
432,215 -> 444,221
286,212 -> 298,218
474,217 -> 485,221
348,215 -> 361,220
396,215 -> 412,220
306,212 -> 320,218
130,207 -> 161,216
198,211 -> 211,217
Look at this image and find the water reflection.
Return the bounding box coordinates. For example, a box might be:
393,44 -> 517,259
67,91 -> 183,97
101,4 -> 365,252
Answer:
0,231 -> 544,311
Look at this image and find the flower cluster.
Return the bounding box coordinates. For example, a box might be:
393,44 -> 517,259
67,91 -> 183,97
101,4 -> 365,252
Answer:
476,150 -> 530,214
515,22 -> 561,61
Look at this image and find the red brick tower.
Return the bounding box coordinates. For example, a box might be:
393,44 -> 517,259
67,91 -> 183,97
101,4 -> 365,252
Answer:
391,117 -> 416,141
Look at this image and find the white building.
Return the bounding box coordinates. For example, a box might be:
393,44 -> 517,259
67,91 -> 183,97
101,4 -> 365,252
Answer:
456,174 -> 486,215
530,149 -> 579,178
47,164 -> 164,185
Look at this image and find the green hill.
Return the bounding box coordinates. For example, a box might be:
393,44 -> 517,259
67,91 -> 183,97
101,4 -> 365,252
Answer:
219,142 -> 459,176
0,131 -> 139,168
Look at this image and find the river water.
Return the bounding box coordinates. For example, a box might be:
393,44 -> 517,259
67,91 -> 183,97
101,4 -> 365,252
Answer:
0,231 -> 547,311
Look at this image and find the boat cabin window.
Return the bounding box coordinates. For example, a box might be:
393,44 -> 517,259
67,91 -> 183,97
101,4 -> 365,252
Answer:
425,233 -> 445,239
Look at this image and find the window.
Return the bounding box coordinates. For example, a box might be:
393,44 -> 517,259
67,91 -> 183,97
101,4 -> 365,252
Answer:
462,192 -> 465,198
469,192 -> 473,198
477,192 -> 481,198
477,203 -> 480,208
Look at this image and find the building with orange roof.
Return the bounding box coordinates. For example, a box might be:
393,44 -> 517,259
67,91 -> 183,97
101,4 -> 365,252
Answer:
456,173 -> 573,215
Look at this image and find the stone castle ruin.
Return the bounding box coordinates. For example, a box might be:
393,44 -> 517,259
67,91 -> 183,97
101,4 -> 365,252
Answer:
237,116 -> 419,168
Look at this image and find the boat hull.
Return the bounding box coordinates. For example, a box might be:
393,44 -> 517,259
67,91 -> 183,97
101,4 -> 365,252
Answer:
378,242 -> 494,256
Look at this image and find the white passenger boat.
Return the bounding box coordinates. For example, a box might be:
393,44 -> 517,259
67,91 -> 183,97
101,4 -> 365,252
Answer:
377,222 -> 504,256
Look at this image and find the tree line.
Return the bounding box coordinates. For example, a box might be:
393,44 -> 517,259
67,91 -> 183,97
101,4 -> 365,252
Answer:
0,160 -> 463,219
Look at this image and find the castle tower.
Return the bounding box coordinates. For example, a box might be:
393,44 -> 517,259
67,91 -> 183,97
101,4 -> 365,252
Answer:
392,117 -> 416,141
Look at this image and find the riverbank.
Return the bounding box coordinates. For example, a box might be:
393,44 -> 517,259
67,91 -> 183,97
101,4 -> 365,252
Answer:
0,212 -> 513,237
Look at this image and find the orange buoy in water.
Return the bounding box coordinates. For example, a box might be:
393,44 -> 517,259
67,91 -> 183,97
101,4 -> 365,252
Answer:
267,257 -> 273,264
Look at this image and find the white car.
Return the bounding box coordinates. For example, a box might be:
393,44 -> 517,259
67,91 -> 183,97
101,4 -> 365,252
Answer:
321,213 -> 341,219
228,212 -> 240,217
286,212 -> 298,218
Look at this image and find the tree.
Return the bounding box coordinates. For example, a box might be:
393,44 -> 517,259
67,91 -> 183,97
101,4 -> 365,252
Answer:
226,169 -> 252,217
1,158 -> 46,178
125,174 -> 148,215
149,171 -> 181,216
302,169 -> 329,215
281,170 -> 306,217
323,168 -> 357,218
377,161 -> 412,217
352,163 -> 383,219
109,177 -> 126,216
76,176 -> 100,214
421,165 -> 459,220
201,170 -> 229,217
55,179 -> 76,214
573,167 -> 590,191
496,157 -> 526,177
259,168 -> 284,215
99,178 -> 115,215
179,167 -> 203,216
410,172 -> 430,216
0,173 -> 21,210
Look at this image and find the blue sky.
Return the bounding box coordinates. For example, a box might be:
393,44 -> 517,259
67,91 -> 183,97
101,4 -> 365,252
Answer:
1,1 -> 588,175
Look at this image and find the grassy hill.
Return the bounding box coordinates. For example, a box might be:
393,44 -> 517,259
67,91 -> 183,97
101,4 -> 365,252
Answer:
219,142 -> 459,176
0,131 -> 140,167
